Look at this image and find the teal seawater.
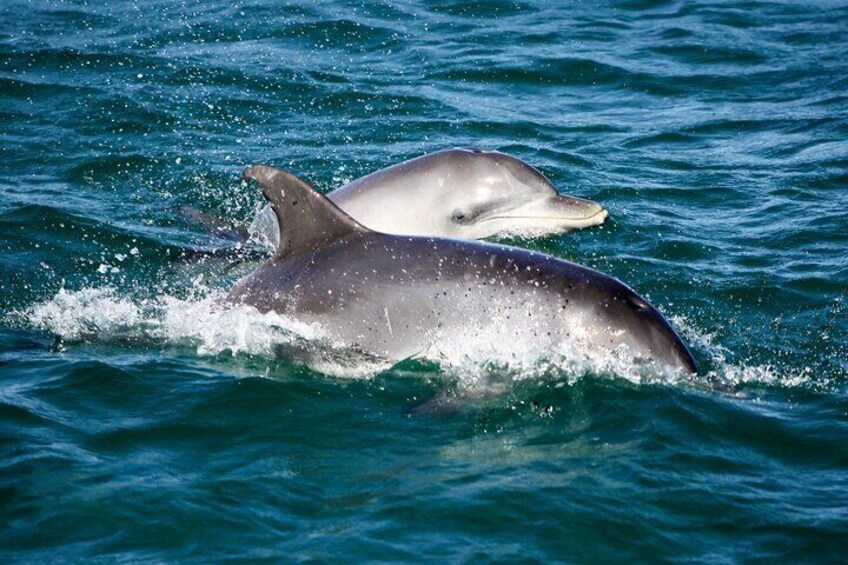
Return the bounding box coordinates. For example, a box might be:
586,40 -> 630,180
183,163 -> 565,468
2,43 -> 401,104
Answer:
1,0 -> 847,562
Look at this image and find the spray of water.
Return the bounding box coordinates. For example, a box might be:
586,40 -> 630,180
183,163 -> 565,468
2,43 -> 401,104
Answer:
19,285 -> 814,393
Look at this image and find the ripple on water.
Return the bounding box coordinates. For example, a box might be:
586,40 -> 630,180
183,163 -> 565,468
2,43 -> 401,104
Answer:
0,0 -> 846,561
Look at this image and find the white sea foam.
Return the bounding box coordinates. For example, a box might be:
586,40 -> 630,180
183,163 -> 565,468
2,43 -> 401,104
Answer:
28,287 -> 143,341
669,314 -> 814,390
27,287 -> 320,357
423,318 -> 672,391
22,287 -> 818,390
24,287 -> 390,378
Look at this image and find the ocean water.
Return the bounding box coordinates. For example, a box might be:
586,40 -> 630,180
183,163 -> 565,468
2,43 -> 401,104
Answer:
1,0 -> 847,562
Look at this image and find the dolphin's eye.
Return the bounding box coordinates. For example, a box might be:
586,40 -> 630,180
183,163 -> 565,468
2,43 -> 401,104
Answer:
452,207 -> 486,224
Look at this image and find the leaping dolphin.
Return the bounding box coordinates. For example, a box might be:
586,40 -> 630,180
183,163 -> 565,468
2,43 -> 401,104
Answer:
229,165 -> 697,374
249,148 -> 607,248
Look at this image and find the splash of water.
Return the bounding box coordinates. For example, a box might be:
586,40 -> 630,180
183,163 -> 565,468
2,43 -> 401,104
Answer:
20,286 -> 816,392
246,205 -> 279,251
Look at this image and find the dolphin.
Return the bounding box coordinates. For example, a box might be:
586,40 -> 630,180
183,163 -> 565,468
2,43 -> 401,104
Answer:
249,148 -> 607,248
228,165 -> 698,375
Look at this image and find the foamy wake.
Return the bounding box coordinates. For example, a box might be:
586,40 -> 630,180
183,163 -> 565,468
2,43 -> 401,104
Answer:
23,287 -> 390,376
21,287 -> 813,390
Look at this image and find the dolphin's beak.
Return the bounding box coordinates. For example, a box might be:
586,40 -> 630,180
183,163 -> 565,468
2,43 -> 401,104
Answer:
547,194 -> 608,228
493,194 -> 608,232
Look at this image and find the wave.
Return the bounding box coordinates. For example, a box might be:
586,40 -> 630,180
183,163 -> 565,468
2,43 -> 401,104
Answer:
17,286 -> 822,394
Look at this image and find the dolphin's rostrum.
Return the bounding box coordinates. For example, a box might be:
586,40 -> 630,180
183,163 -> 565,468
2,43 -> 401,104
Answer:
229,165 -> 698,374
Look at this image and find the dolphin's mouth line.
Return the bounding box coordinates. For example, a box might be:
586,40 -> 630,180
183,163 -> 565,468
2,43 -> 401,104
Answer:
482,209 -> 609,223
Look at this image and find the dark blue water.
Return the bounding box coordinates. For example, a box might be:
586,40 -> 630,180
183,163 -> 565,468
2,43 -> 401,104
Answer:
1,0 -> 847,562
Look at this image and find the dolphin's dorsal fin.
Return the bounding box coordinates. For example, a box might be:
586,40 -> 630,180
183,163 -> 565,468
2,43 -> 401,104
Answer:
242,164 -> 369,259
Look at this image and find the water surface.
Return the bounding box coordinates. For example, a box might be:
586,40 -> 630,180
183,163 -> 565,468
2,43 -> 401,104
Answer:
1,0 -> 846,562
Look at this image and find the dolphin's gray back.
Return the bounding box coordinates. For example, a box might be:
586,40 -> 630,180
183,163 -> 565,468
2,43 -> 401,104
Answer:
330,147 -> 553,202
325,150 -> 462,233
329,149 -> 468,204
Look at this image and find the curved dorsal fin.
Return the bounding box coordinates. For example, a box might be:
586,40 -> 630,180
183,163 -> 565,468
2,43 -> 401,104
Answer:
242,165 -> 369,259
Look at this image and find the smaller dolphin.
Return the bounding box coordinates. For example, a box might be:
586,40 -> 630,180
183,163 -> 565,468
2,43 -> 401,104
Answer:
230,165 -> 698,375
250,148 -> 607,247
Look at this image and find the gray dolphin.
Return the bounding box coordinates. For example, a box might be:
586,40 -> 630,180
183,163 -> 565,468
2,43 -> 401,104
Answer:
229,165 -> 698,375
249,148 -> 607,248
